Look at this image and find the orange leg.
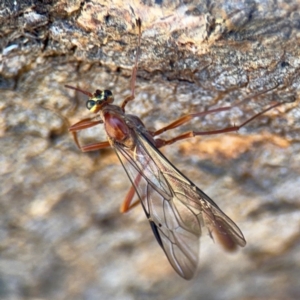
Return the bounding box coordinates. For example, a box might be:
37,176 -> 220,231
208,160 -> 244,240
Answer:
120,106 -> 248,212
122,102 -> 282,211
152,106 -> 231,136
120,160 -> 147,213
120,184 -> 141,213
81,141 -> 111,152
69,118 -> 108,150
69,117 -> 103,132
154,102 -> 282,147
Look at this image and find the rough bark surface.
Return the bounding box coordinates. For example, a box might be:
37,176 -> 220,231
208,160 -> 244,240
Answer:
0,1 -> 299,299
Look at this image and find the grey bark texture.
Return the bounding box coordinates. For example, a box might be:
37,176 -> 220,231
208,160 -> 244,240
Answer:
0,0 -> 299,299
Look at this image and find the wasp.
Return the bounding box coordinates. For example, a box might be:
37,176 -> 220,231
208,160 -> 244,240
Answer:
66,19 -> 282,279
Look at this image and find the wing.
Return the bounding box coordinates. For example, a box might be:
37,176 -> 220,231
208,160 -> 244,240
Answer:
113,129 -> 246,280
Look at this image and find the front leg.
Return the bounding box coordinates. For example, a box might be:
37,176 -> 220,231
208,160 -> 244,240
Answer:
69,117 -> 109,151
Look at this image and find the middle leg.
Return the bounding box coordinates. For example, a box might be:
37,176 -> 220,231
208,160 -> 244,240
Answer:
154,102 -> 282,147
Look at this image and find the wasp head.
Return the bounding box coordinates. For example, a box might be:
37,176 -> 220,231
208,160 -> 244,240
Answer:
86,89 -> 114,113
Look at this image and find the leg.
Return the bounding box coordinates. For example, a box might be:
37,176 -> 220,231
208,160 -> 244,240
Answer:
81,141 -> 111,152
121,18 -> 142,110
152,107 -> 231,136
152,86 -> 283,137
120,107 -> 233,210
71,130 -> 110,152
120,108 -> 232,211
120,148 -> 149,213
120,184 -> 141,213
154,102 -> 282,147
69,118 -> 107,151
120,161 -> 148,213
69,117 -> 103,132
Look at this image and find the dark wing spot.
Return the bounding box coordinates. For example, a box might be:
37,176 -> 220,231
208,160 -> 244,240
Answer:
149,220 -> 163,248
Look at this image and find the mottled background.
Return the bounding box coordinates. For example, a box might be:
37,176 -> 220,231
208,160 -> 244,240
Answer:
0,0 -> 300,299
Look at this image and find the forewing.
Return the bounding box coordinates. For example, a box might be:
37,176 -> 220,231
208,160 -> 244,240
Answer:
113,130 -> 246,279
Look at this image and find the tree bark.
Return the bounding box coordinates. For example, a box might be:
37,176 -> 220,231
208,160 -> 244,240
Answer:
0,1 -> 299,299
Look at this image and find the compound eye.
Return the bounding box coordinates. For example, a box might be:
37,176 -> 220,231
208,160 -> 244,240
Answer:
104,90 -> 113,98
86,100 -> 96,110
